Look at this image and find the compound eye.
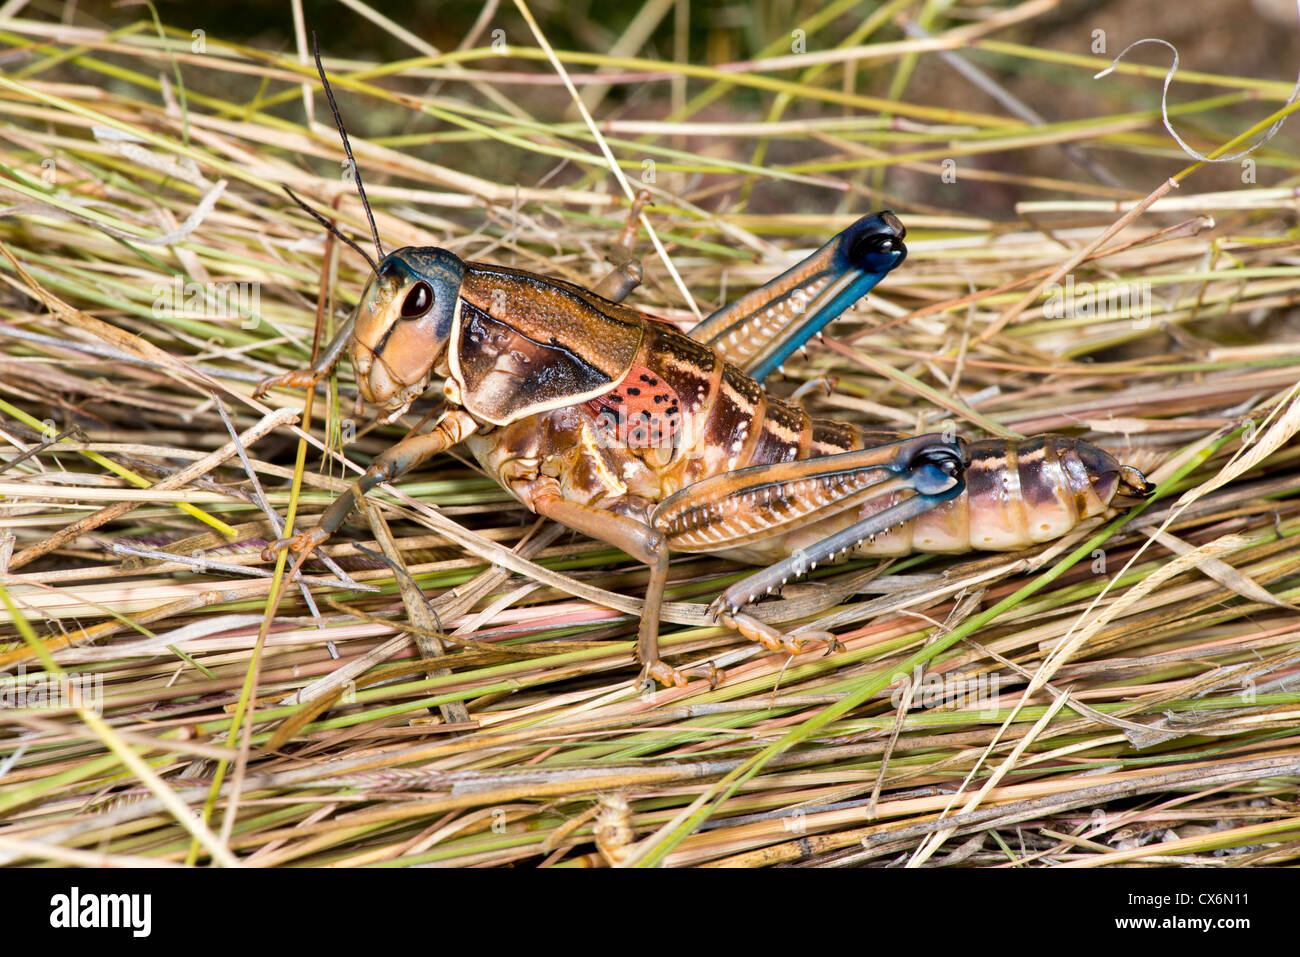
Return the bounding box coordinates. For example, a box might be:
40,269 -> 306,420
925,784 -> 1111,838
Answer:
400,281 -> 433,319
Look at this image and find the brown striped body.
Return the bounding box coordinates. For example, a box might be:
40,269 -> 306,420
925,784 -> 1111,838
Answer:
263,224 -> 1150,686
465,317 -> 1137,562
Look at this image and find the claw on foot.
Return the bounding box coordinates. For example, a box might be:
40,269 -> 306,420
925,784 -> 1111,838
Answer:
641,660 -> 688,689
799,630 -> 844,655
260,527 -> 331,563
705,593 -> 737,623
719,612 -> 843,661
253,369 -> 322,399
688,661 -> 722,690
640,659 -> 722,690
790,375 -> 839,404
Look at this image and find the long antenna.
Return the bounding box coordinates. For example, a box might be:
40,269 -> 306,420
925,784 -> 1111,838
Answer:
312,31 -> 384,262
282,185 -> 379,273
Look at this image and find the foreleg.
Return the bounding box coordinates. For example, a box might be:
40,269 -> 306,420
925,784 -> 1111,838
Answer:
253,316 -> 356,397
262,409 -> 478,561
591,188 -> 652,303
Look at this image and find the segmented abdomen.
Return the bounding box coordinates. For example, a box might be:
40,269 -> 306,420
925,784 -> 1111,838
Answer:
627,322 -> 1141,560
774,432 -> 1130,561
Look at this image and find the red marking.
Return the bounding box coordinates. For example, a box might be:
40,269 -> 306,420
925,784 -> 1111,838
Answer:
585,363 -> 681,449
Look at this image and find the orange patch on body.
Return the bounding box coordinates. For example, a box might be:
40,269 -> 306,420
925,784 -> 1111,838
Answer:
584,363 -> 682,449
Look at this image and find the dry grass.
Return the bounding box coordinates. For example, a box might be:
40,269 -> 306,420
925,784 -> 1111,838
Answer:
0,1 -> 1299,868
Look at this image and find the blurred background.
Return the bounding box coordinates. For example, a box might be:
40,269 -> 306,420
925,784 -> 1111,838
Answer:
32,0 -> 1300,220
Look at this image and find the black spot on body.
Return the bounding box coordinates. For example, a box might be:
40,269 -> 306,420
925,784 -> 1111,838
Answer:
627,387 -> 641,397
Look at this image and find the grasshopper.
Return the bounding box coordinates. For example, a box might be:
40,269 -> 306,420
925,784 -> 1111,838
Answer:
257,56 -> 1152,688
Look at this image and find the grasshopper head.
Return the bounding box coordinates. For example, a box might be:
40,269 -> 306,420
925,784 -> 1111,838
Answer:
351,246 -> 466,423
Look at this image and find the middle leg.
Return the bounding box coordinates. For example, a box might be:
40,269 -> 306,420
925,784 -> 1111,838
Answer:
529,489 -> 718,688
592,188 -> 652,303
